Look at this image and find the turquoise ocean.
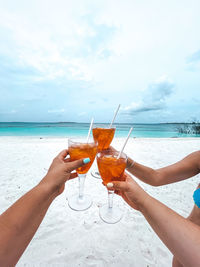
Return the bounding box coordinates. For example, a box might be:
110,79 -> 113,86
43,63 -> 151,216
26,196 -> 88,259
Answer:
0,122 -> 200,138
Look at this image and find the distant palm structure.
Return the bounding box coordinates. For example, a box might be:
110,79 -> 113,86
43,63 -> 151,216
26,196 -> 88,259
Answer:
177,121 -> 200,135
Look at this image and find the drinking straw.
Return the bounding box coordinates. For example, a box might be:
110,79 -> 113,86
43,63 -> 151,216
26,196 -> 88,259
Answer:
86,117 -> 94,143
110,104 -> 121,128
117,127 -> 133,159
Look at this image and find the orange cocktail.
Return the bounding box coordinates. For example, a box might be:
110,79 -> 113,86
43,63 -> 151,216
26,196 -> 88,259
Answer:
97,150 -> 127,224
68,139 -> 97,211
69,142 -> 97,174
97,153 -> 126,185
97,151 -> 127,185
92,127 -> 115,151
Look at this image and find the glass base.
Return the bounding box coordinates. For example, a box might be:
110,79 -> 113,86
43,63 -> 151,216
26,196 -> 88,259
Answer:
68,194 -> 92,211
91,169 -> 101,179
99,204 -> 123,224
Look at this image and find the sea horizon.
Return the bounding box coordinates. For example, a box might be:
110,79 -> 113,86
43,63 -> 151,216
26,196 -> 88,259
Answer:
0,121 -> 198,124
0,122 -> 199,138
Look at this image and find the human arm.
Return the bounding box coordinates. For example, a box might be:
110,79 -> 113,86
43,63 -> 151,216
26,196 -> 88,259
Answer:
111,147 -> 200,186
0,150 -> 89,267
107,174 -> 200,267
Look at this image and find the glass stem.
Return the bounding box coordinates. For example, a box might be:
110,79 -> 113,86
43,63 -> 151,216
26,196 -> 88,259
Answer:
78,174 -> 86,199
108,190 -> 114,209
95,158 -> 100,175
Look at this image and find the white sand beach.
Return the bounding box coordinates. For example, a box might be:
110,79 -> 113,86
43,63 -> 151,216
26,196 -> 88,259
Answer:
0,137 -> 200,267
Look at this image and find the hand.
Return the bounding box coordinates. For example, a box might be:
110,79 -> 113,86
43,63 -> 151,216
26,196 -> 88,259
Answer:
108,146 -> 134,169
40,149 -> 89,195
107,146 -> 118,153
107,172 -> 147,210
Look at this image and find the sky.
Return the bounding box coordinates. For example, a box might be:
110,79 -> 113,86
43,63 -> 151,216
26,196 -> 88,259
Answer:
0,0 -> 200,123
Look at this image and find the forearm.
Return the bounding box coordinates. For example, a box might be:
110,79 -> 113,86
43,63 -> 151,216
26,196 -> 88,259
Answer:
139,194 -> 200,267
127,158 -> 159,186
126,151 -> 200,186
0,182 -> 57,266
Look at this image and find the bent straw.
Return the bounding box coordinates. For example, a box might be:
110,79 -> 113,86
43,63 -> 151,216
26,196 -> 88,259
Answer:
110,104 -> 120,128
86,117 -> 94,143
117,127 -> 133,159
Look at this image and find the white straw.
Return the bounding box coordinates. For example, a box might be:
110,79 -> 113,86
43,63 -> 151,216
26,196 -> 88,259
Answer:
117,127 -> 133,159
110,104 -> 121,128
86,117 -> 94,143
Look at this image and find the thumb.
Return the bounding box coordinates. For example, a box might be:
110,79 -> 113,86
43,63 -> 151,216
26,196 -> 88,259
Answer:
107,181 -> 128,191
67,157 -> 90,172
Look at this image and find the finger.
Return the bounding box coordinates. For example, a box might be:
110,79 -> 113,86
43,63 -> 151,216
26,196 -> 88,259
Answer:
124,172 -> 139,186
114,190 -> 121,196
124,172 -> 133,181
67,157 -> 90,172
107,181 -> 128,191
57,149 -> 69,160
68,172 -> 78,180
108,146 -> 118,153
64,158 -> 70,163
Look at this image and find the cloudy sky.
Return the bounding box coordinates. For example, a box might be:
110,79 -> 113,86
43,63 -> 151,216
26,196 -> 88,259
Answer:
0,0 -> 200,123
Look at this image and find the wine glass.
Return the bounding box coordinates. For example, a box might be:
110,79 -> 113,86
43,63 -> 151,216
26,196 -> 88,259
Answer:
68,139 -> 97,211
97,150 -> 127,224
91,124 -> 116,179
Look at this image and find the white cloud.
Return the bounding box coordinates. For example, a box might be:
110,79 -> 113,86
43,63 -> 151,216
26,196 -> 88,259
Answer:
123,76 -> 174,114
187,50 -> 200,63
186,49 -> 200,71
0,1 -> 116,83
48,109 -> 65,113
78,112 -> 87,116
0,109 -> 17,114
0,0 -> 200,123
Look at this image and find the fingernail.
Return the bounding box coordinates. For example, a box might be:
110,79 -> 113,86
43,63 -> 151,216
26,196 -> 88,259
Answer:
83,158 -> 90,164
107,183 -> 113,188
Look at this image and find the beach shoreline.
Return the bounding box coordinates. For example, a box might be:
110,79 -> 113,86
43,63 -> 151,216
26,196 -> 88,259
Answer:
1,136 -> 200,140
0,137 -> 200,266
